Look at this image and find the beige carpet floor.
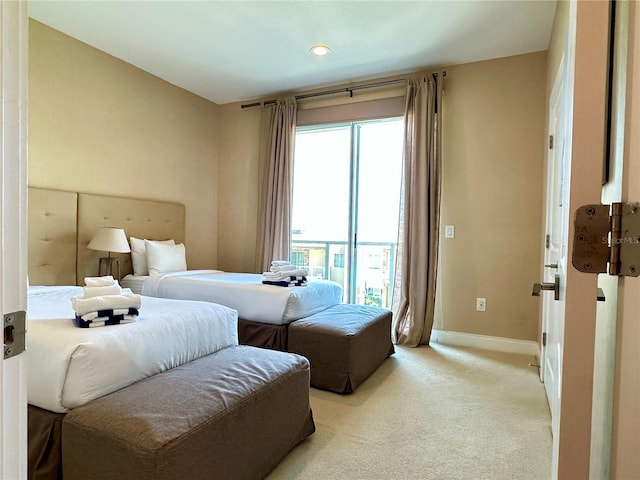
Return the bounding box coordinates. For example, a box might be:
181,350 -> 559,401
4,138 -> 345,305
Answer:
267,343 -> 552,480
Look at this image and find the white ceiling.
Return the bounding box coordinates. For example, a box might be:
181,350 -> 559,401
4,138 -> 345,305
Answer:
29,0 -> 558,105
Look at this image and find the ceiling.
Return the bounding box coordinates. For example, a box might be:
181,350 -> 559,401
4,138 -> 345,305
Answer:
29,1 -> 558,105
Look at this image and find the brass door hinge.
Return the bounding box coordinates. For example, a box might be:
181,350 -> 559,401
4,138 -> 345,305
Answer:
572,203 -> 640,276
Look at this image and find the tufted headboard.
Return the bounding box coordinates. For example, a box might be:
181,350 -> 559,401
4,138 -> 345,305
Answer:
28,187 -> 79,285
28,187 -> 185,286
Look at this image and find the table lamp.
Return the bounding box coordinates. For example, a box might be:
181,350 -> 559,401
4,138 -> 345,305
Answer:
87,227 -> 130,279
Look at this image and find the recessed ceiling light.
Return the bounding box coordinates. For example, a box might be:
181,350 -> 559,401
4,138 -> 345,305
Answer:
310,45 -> 330,56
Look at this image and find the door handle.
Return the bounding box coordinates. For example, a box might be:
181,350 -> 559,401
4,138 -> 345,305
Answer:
545,263 -> 558,269
532,274 -> 560,301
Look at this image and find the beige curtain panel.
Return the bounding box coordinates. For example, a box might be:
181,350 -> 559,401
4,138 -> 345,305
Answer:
255,97 -> 297,273
392,74 -> 444,346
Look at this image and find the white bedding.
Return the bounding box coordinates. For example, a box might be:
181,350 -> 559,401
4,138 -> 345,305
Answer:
27,286 -> 238,413
141,270 -> 343,325
120,274 -> 148,294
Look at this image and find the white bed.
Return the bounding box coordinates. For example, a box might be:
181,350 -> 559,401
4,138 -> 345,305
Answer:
27,285 -> 238,413
128,269 -> 343,325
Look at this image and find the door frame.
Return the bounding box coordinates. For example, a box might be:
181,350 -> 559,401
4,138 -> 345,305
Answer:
554,1 -> 611,478
0,0 -> 29,477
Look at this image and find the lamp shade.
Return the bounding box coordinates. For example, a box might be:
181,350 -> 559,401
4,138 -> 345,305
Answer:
87,227 -> 131,253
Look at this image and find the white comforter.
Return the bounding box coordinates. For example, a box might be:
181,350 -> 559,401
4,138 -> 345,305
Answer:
27,286 -> 238,413
142,270 -> 343,325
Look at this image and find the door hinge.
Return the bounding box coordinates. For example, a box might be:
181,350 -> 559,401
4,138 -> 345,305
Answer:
4,310 -> 26,359
549,135 -> 554,149
542,332 -> 547,347
572,202 -> 640,276
545,234 -> 550,249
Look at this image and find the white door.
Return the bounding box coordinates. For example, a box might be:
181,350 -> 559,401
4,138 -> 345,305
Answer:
0,0 -> 29,478
539,56 -> 570,444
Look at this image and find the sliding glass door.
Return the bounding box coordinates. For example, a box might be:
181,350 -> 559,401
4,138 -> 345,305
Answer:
291,118 -> 403,307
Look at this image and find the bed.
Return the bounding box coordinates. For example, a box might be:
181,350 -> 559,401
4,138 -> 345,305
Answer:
29,186 -> 344,349
27,283 -> 239,477
27,285 -> 238,413
26,187 -> 316,479
124,269 -> 343,349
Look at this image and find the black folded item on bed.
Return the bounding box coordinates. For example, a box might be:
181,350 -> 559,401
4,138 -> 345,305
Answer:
73,307 -> 139,328
262,276 -> 308,287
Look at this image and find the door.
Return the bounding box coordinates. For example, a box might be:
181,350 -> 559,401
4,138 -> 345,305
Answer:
0,0 -> 29,477
539,55 -> 570,443
291,118 -> 403,307
352,120 -> 403,308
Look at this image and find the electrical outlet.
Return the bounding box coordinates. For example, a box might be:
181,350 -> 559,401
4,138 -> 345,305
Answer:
476,297 -> 486,312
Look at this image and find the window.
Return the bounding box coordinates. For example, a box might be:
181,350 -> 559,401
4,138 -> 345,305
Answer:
291,118 -> 403,307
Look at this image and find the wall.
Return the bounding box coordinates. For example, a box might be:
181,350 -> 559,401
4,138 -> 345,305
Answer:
218,52 -> 547,342
217,103 -> 262,272
29,20 -> 220,270
435,51 -> 546,342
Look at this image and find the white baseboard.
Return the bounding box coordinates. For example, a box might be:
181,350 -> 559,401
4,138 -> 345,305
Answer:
430,329 -> 539,357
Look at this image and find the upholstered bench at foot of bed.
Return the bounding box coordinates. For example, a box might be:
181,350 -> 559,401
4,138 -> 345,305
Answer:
62,346 -> 315,480
287,304 -> 395,394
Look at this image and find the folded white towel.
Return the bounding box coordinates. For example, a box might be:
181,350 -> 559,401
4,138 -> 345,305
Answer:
84,276 -> 116,287
82,284 -> 122,298
269,264 -> 297,273
263,269 -> 308,280
71,290 -> 142,316
271,260 -> 291,266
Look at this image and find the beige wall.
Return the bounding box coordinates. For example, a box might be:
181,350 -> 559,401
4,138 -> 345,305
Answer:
219,52 -> 547,342
217,103 -> 262,272
434,51 -> 546,341
29,20 -> 220,270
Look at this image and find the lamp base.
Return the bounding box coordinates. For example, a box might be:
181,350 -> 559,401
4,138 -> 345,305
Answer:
98,257 -> 121,280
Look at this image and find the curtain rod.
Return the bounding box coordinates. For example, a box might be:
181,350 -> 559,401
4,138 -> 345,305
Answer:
240,71 -> 446,109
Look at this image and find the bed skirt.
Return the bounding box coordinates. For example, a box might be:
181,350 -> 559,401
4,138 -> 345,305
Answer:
238,318 -> 288,350
28,405 -> 64,480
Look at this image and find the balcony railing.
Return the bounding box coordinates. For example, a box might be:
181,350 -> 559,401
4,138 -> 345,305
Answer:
291,239 -> 396,307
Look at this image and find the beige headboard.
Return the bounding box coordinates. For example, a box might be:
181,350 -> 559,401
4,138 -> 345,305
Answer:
77,193 -> 185,281
28,187 -> 78,286
28,187 -> 185,286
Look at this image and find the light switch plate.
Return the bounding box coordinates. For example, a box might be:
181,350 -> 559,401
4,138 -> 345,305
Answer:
445,225 -> 455,239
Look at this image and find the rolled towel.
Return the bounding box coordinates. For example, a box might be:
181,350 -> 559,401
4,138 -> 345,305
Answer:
82,284 -> 122,298
84,276 -> 116,287
71,290 -> 142,316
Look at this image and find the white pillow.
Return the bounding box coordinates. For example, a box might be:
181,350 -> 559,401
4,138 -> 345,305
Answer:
145,240 -> 187,275
130,237 -> 175,276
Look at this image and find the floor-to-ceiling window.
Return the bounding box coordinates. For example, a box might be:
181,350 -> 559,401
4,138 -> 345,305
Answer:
291,118 -> 403,308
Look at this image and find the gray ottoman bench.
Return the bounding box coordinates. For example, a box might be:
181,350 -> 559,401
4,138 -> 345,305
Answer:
62,345 -> 315,480
287,304 -> 394,394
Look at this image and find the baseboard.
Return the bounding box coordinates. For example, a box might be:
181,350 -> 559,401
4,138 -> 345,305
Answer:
430,329 -> 539,357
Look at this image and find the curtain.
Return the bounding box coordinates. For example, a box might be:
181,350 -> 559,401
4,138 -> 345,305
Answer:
391,74 -> 443,346
254,97 -> 297,273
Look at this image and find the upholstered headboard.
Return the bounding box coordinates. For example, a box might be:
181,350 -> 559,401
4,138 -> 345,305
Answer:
28,187 -> 185,286
28,187 -> 78,286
